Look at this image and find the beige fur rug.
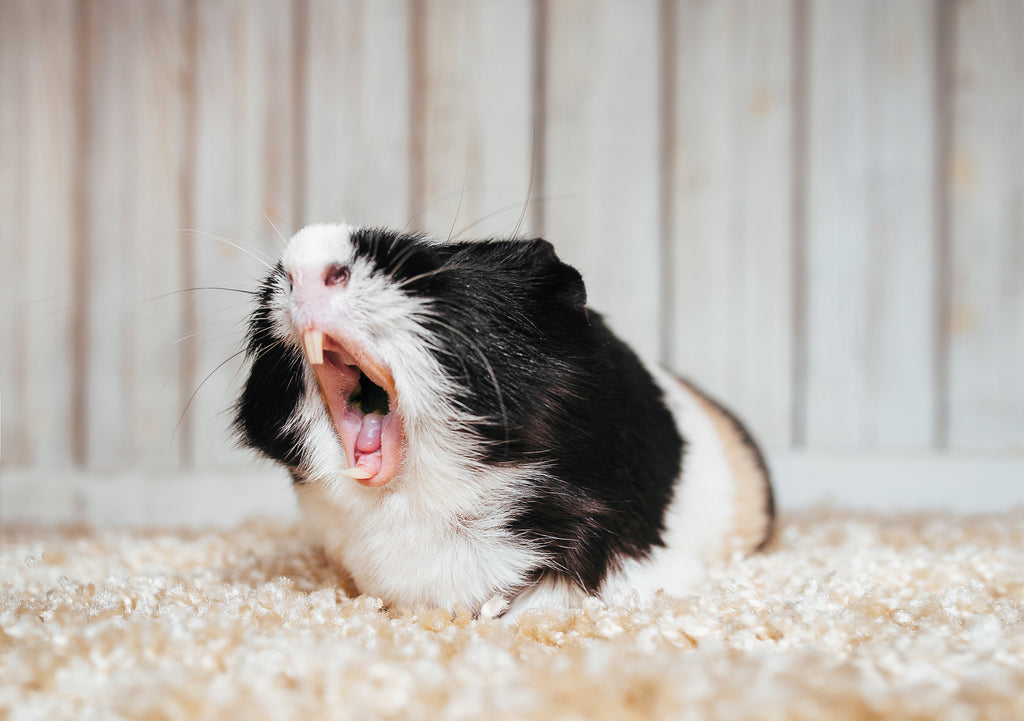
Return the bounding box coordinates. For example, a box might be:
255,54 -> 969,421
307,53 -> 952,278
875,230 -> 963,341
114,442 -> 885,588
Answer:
3,508 -> 1024,720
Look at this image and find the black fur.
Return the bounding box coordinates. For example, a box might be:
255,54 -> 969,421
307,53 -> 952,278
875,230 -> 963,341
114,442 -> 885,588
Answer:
400,238 -> 683,593
236,231 -> 685,594
234,264 -> 308,473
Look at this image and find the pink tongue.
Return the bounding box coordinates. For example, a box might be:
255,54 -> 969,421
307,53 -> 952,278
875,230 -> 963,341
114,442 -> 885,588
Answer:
356,413 -> 384,454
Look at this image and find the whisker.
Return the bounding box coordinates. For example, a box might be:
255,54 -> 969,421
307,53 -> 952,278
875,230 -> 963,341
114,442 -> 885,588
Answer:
394,264 -> 455,290
263,212 -> 290,251
145,286 -> 256,302
173,347 -> 249,444
426,317 -> 510,448
512,136 -> 539,239
387,242 -> 425,281
454,194 -> 574,240
446,172 -> 469,244
172,316 -> 253,346
405,187 -> 484,232
178,228 -> 274,270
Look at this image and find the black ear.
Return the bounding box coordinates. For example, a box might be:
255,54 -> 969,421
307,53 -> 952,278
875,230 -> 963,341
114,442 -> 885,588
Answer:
521,238 -> 588,312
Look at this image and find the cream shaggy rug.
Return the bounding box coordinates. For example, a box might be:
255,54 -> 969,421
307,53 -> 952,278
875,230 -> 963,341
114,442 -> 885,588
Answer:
3,509 -> 1024,720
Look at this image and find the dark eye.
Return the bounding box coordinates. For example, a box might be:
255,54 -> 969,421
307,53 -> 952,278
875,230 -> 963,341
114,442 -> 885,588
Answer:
325,263 -> 350,287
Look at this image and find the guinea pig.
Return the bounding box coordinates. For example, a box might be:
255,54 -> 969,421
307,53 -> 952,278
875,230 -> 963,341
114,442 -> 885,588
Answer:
234,223 -> 774,617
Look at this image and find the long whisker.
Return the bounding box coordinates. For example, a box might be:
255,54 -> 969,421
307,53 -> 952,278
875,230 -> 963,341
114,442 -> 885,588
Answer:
178,228 -> 274,270
173,347 -> 249,443
394,264 -> 456,290
426,317 -> 510,447
387,241 -> 427,281
145,286 -> 256,302
454,194 -> 573,239
512,135 -> 539,238
446,172 -> 469,243
171,315 -> 253,346
405,187 -> 485,232
263,211 -> 290,251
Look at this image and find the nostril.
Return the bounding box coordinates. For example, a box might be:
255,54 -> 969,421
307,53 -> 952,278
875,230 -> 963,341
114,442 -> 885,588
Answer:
324,263 -> 350,287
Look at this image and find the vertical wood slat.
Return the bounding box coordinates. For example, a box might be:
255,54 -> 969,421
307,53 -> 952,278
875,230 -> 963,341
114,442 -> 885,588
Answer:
84,0 -> 191,469
189,0 -> 298,466
3,0 -> 1024,480
948,0 -> 1024,451
1,0 -> 33,467
543,0 -> 663,360
668,0 -> 796,448
0,1 -> 78,468
303,0 -> 411,228
415,0 -> 536,239
803,1 -> 939,449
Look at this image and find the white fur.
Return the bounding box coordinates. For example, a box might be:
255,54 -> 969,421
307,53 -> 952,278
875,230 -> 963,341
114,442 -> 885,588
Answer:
270,223 -> 749,618
597,366 -> 738,602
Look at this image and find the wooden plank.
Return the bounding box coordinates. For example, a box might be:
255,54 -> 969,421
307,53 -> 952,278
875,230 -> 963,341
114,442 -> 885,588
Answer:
8,452 -> 1024,525
415,0 -> 536,239
948,0 -> 1024,451
0,0 -> 31,468
543,0 -> 662,359
768,450 -> 1024,513
803,0 -> 938,449
189,0 -> 298,466
304,0 -> 411,228
0,465 -> 296,527
669,0 -> 795,448
83,0 -> 190,469
0,1 -> 78,468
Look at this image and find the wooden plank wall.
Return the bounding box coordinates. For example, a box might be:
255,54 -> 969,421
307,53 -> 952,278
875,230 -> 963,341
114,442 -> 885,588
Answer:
1,0 -> 1022,486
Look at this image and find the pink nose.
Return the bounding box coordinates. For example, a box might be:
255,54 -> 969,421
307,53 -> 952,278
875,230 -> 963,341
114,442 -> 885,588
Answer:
290,263 -> 350,294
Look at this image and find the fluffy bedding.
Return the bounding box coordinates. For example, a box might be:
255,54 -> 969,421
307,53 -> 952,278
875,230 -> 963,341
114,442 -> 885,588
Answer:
3,508 -> 1023,720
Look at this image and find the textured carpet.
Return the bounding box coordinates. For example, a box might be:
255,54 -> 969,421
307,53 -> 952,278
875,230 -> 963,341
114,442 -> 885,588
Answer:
3,509 -> 1024,720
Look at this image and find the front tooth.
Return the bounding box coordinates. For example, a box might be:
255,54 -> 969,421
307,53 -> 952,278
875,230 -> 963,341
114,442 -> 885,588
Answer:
340,467 -> 375,480
303,329 -> 324,365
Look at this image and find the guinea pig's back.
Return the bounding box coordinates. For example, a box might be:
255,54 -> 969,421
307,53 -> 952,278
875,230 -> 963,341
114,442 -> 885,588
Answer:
653,369 -> 775,564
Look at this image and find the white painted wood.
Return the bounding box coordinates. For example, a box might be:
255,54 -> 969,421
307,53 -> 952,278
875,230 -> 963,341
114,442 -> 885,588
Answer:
769,450 -> 1024,513
303,0 -> 411,229
190,0 -> 298,466
0,0 -> 31,468
0,1 -> 77,468
804,1 -> 938,449
84,0 -> 189,468
543,0 -> 662,359
5,451 -> 1024,526
0,464 -> 297,527
4,0 -> 1024,494
669,0 -> 795,448
948,0 -> 1024,452
415,0 -> 536,240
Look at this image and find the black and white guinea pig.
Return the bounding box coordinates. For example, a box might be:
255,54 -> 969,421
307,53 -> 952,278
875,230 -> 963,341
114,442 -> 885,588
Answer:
235,223 -> 774,617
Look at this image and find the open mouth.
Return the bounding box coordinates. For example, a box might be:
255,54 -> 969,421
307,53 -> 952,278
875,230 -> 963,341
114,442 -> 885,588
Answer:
301,328 -> 403,488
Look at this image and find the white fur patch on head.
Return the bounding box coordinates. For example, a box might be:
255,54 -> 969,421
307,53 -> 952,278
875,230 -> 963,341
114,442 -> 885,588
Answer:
281,222 -> 356,275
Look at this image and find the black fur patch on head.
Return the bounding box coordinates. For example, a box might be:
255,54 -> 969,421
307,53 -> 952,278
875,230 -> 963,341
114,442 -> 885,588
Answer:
348,227 -> 442,288
234,263 -> 308,474
415,237 -> 684,593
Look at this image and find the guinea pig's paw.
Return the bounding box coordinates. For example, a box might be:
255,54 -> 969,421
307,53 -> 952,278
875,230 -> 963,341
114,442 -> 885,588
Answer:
479,595 -> 510,621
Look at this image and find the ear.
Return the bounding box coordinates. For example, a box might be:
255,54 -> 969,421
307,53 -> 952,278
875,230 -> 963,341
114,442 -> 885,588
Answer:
522,238 -> 588,312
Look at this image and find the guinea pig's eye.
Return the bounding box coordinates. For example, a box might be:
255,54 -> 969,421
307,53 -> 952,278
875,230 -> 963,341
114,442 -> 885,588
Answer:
325,263 -> 351,287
